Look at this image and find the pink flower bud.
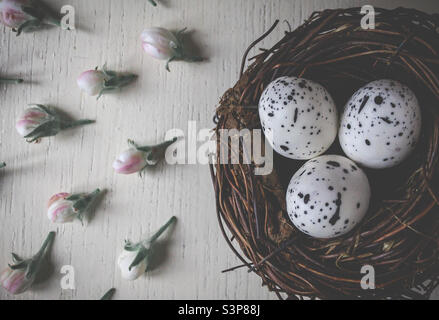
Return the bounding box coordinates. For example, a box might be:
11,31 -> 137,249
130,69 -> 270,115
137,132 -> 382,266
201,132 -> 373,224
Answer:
77,70 -> 106,96
47,192 -> 76,223
77,66 -> 137,99
113,148 -> 147,175
1,232 -> 55,295
47,189 -> 101,224
141,27 -> 179,61
141,27 -> 202,71
0,0 -> 30,29
15,107 -> 49,137
0,267 -> 31,295
16,104 -> 95,143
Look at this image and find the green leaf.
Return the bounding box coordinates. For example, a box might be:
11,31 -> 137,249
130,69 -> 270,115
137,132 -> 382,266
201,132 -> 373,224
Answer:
124,241 -> 140,252
65,194 -> 82,201
25,260 -> 38,278
21,5 -> 45,20
71,189 -> 99,213
15,19 -> 43,36
24,120 -> 61,141
12,253 -> 23,263
31,104 -> 56,116
128,247 -> 149,271
145,152 -> 159,166
104,74 -> 137,88
9,261 -> 27,270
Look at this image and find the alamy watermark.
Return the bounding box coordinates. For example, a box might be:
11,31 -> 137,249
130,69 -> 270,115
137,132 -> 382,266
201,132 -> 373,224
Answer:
60,5 -> 76,30
360,265 -> 376,290
361,5 -> 376,30
162,121 -> 273,176
60,265 -> 75,290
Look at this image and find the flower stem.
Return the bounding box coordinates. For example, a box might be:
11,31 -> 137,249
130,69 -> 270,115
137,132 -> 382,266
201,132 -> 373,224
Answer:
149,216 -> 177,244
35,232 -> 56,259
100,288 -> 116,300
105,73 -> 138,89
0,78 -> 23,84
61,119 -> 95,130
184,55 -> 203,62
89,188 -> 101,197
141,137 -> 178,151
46,16 -> 61,27
85,189 -> 101,206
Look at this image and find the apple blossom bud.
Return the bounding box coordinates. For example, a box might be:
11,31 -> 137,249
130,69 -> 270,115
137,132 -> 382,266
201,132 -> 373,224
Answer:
1,231 -> 55,295
16,104 -> 94,143
0,0 -> 61,35
141,27 -> 203,71
0,0 -> 30,29
15,106 -> 48,137
141,27 -> 179,60
117,249 -> 147,281
47,192 -> 76,223
47,189 -> 101,224
77,70 -> 106,96
0,268 -> 30,295
118,216 -> 176,281
77,65 -> 137,99
113,137 -> 177,175
112,148 -> 147,175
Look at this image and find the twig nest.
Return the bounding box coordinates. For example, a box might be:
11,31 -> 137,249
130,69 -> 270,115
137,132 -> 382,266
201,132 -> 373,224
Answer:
213,7 -> 439,299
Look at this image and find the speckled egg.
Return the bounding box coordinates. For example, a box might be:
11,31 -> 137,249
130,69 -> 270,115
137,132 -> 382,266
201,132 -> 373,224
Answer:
259,76 -> 338,160
286,155 -> 371,239
339,79 -> 422,169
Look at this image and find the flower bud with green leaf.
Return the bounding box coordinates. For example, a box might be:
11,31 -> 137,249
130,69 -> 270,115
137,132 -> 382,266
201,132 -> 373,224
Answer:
47,189 -> 101,224
0,0 -> 61,36
0,162 -> 5,169
16,104 -> 95,143
141,27 -> 203,71
118,216 -> 176,281
77,65 -> 137,99
113,137 -> 177,175
0,231 -> 55,295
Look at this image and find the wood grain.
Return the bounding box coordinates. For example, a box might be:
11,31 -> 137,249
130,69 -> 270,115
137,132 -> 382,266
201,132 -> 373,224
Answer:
1,0 -> 438,300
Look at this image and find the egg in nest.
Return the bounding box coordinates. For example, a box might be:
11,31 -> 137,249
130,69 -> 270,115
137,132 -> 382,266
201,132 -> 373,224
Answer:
339,79 -> 422,169
259,76 -> 338,160
286,155 -> 371,239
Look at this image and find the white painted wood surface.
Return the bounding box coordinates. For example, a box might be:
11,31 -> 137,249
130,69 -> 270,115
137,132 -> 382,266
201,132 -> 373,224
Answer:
1,0 -> 439,300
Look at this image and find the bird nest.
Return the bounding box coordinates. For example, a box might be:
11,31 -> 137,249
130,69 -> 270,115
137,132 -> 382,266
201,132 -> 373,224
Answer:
210,7 -> 439,299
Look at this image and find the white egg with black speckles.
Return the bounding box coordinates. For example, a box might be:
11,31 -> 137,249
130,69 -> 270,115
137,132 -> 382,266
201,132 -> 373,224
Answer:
339,79 -> 422,169
259,76 -> 338,160
286,155 -> 371,239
